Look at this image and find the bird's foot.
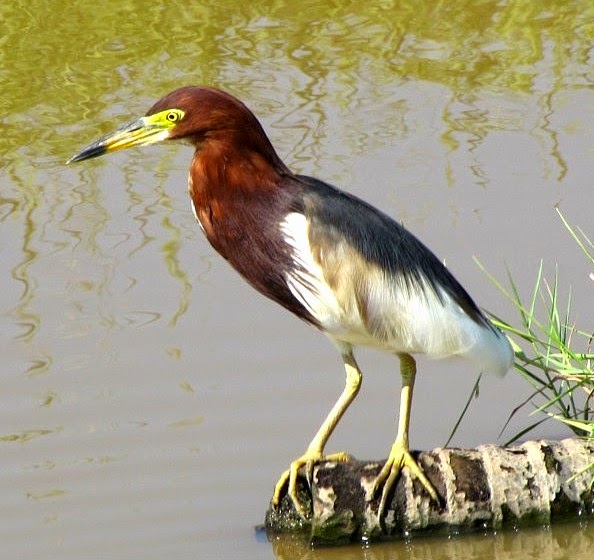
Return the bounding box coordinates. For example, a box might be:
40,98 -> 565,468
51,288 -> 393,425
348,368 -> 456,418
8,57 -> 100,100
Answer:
371,440 -> 439,518
272,450 -> 350,518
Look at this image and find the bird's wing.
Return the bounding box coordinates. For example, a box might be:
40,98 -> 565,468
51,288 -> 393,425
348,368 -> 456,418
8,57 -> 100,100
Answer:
280,176 -> 510,371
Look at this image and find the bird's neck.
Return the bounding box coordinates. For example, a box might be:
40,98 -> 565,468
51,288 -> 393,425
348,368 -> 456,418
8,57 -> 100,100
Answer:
190,135 -> 289,195
188,138 -> 293,247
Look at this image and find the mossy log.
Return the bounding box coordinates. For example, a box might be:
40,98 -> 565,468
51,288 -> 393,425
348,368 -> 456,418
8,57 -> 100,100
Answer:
264,438 -> 594,545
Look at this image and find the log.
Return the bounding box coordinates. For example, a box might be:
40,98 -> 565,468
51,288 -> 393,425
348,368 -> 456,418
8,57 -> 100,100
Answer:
264,438 -> 594,545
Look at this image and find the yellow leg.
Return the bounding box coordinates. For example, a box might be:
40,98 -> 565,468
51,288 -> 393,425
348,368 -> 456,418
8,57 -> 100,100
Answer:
272,348 -> 362,518
372,353 -> 439,517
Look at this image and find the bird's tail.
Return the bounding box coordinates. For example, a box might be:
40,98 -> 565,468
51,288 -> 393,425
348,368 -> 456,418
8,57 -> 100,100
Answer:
461,322 -> 514,377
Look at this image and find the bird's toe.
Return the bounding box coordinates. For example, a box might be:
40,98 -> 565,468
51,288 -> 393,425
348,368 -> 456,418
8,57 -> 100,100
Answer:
371,443 -> 439,518
271,451 -> 351,519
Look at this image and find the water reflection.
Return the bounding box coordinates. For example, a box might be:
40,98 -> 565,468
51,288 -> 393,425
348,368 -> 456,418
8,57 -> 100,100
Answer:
267,520 -> 594,559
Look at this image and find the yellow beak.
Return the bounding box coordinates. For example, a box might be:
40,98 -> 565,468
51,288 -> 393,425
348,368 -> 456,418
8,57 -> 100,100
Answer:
67,109 -> 183,164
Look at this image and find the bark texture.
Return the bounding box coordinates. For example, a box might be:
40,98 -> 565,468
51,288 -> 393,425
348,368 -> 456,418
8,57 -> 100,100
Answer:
264,438 -> 594,545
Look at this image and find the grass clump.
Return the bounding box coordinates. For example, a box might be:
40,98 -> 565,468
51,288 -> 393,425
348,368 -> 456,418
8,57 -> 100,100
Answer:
476,209 -> 593,482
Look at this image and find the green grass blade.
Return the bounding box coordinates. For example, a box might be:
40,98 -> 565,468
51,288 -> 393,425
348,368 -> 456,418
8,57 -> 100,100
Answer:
444,373 -> 482,448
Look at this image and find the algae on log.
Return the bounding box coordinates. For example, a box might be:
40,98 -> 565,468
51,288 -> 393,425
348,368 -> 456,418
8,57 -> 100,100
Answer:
264,438 -> 594,545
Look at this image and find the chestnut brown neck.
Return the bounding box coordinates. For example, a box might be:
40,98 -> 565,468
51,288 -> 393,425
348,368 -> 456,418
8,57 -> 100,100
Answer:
188,133 -> 294,253
185,131 -> 310,324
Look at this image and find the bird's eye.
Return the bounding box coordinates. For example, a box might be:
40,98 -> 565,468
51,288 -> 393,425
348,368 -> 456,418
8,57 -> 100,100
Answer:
166,111 -> 181,123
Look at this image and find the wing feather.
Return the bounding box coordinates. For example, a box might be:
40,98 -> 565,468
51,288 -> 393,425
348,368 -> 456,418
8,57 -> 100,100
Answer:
280,176 -> 512,375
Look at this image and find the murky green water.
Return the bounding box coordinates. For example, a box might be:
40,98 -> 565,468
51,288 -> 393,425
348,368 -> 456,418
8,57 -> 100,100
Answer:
1,1 -> 593,558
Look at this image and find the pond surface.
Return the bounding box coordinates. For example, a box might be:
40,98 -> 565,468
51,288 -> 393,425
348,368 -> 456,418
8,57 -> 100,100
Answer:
1,1 -> 593,559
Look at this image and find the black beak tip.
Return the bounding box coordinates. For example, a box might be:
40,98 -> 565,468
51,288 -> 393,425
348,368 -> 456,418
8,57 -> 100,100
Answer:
66,145 -> 107,165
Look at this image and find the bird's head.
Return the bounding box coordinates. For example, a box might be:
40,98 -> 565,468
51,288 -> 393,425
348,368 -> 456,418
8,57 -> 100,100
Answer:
67,86 -> 280,165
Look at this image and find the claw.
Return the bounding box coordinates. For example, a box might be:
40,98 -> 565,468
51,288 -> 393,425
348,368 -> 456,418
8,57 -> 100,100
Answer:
371,440 -> 438,518
272,451 -> 350,518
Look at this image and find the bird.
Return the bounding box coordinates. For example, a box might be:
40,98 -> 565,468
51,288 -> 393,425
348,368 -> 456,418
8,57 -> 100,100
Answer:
67,86 -> 513,519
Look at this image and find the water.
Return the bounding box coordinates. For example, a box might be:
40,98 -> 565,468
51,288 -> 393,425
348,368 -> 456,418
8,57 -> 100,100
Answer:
1,1 -> 593,559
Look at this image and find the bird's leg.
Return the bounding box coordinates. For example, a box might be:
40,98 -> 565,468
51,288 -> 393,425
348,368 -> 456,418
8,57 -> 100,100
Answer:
371,353 -> 439,517
272,349 -> 362,518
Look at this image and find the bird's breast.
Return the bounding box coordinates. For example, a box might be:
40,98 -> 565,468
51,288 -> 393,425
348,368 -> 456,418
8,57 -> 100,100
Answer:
187,174 -> 322,325
280,212 -> 346,330
280,210 -> 387,347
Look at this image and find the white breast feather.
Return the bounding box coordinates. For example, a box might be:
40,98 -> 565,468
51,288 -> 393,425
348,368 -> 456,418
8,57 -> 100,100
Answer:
188,174 -> 205,231
280,213 -> 344,329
